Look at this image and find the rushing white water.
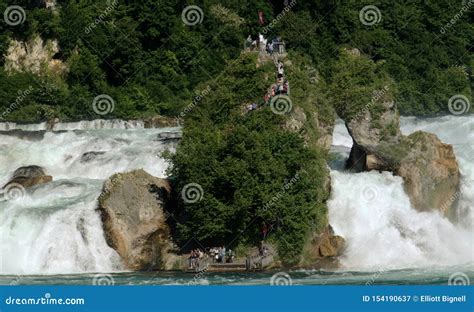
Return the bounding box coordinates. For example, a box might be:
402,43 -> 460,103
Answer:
0,125 -> 180,274
329,116 -> 474,270
1,116 -> 472,275
0,119 -> 146,131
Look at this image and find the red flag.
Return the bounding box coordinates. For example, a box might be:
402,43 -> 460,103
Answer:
258,10 -> 265,25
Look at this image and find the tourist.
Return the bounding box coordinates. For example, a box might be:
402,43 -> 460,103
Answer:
246,35 -> 252,49
264,93 -> 270,104
278,61 -> 284,75
220,246 -> 226,263
259,34 -> 267,52
266,42 -> 273,55
262,223 -> 268,240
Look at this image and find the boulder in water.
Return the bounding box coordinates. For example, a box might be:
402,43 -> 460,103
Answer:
303,225 -> 345,269
312,225 -> 345,258
337,54 -> 461,215
395,132 -> 460,215
98,169 -> 177,271
80,151 -> 106,163
3,165 -> 52,189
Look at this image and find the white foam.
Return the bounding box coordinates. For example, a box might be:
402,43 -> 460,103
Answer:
0,127 -> 180,274
329,115 -> 474,270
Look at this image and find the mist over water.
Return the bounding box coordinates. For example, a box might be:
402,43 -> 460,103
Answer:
0,116 -> 472,278
0,122 -> 179,274
329,116 -> 474,270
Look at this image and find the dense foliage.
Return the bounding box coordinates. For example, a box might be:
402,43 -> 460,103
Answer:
0,0 -> 472,121
168,54 -> 329,264
0,0 -> 272,121
276,1 -> 473,115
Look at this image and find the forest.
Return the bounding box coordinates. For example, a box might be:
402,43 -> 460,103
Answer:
0,0 -> 472,122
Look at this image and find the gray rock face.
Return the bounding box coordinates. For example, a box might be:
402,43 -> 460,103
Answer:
98,170 -> 177,271
395,132 -> 460,215
3,165 -> 53,189
80,151 -> 105,163
343,94 -> 460,215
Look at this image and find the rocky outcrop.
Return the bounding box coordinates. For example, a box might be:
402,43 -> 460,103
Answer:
5,36 -> 66,75
303,225 -> 345,269
311,225 -> 345,258
3,165 -> 52,189
344,107 -> 460,215
98,170 -> 177,271
80,151 -> 106,163
285,106 -> 335,151
340,50 -> 460,215
395,132 -> 460,214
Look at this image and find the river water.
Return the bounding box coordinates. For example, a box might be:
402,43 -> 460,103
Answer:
0,116 -> 472,285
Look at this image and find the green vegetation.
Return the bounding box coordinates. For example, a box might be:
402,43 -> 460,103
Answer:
0,0 -> 472,264
277,1 -> 473,115
0,0 -> 472,121
0,0 -> 272,121
329,49 -> 396,122
167,53 -> 329,265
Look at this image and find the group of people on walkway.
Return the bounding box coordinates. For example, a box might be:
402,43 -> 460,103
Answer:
246,34 -> 285,54
188,246 -> 236,269
263,61 -> 290,105
243,33 -> 290,113
209,246 -> 235,264
188,249 -> 205,269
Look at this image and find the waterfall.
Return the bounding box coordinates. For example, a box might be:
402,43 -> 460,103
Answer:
1,116 -> 472,275
0,124 -> 180,274
328,116 -> 474,270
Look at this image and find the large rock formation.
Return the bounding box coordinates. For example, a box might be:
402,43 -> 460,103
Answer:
3,165 -> 52,189
304,225 -> 345,269
312,225 -> 345,258
395,132 -> 460,214
98,170 -> 177,271
344,101 -> 459,215
338,49 -> 460,216
345,110 -> 460,215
